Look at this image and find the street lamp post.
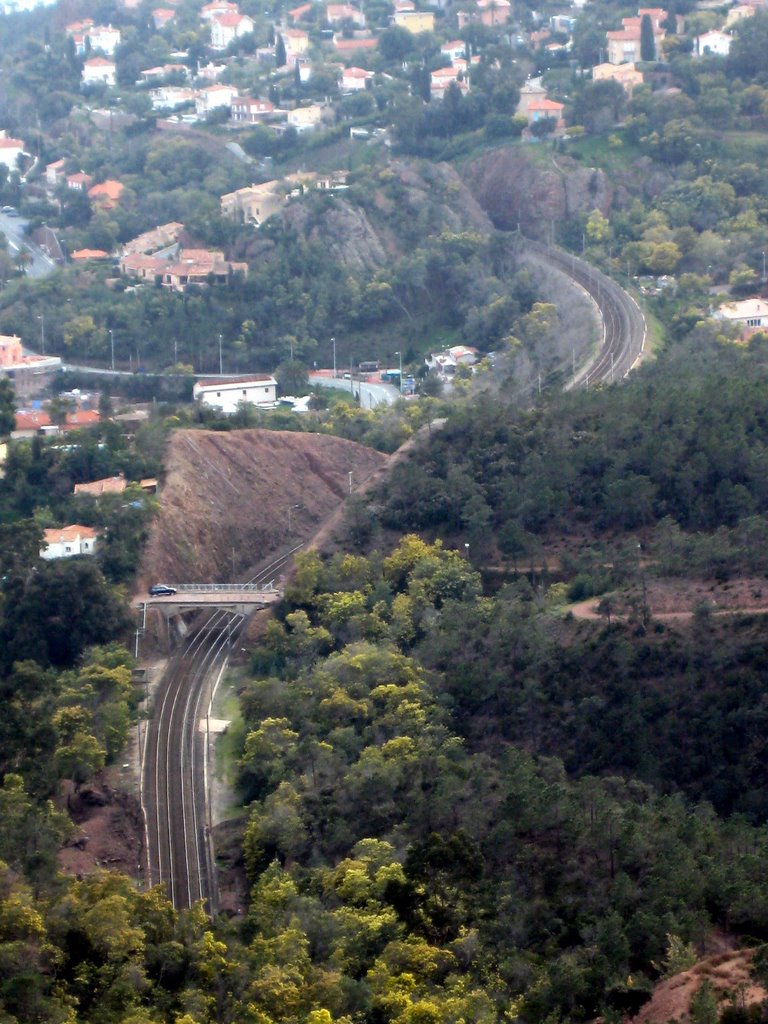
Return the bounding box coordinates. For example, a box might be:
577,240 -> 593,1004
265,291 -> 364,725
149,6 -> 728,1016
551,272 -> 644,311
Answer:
762,251 -> 766,285
218,334 -> 223,375
38,314 -> 45,355
395,350 -> 403,394
109,328 -> 115,371
332,336 -> 336,378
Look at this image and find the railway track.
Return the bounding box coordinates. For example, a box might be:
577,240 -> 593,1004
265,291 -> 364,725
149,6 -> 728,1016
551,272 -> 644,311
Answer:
142,548 -> 299,912
523,238 -> 647,389
140,245 -> 644,914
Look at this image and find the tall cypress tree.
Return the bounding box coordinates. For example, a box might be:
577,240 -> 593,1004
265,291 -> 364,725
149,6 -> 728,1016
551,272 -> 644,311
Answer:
640,14 -> 655,61
275,33 -> 286,68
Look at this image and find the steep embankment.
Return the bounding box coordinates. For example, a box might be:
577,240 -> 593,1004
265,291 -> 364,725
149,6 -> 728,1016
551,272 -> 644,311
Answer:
139,429 -> 388,586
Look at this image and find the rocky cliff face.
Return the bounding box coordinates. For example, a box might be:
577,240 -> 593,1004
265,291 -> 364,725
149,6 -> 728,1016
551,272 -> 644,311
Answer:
280,159 -> 493,270
462,147 -> 612,237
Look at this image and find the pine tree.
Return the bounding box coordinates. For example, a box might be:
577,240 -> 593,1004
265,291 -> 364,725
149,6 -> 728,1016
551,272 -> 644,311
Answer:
640,14 -> 655,61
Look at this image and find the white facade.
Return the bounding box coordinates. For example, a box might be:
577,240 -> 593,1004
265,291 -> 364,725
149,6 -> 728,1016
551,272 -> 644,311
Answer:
195,84 -> 239,116
193,376 -> 278,414
695,30 -> 732,56
41,525 -> 99,559
716,298 -> 768,329
210,12 -> 254,49
88,24 -> 121,54
0,133 -> 25,171
82,58 -> 117,86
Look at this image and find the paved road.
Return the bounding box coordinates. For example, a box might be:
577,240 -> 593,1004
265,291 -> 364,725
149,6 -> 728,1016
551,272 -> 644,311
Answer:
309,373 -> 401,408
0,211 -> 57,278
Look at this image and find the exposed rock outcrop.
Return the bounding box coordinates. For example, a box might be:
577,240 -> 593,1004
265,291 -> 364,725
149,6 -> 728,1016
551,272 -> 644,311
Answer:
463,147 -> 612,237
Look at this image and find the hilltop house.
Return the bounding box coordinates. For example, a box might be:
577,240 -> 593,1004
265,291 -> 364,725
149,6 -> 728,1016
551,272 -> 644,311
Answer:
714,297 -> 768,340
694,30 -> 732,56
82,57 -> 117,86
392,9 -> 434,31
230,96 -> 275,123
41,525 -> 100,560
221,181 -> 285,225
0,131 -> 26,171
592,61 -> 644,95
326,3 -> 366,26
606,8 -> 667,64
195,83 -> 239,116
210,11 -> 254,49
193,375 -> 278,414
88,179 -> 124,209
74,474 -> 126,497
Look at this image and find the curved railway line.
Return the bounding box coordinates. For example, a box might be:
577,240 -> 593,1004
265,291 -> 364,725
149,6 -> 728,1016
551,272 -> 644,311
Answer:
523,238 -> 647,388
140,245 -> 647,914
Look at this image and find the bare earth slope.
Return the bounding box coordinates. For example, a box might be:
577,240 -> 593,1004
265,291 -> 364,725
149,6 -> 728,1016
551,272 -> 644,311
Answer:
633,949 -> 766,1024
139,428 -> 388,585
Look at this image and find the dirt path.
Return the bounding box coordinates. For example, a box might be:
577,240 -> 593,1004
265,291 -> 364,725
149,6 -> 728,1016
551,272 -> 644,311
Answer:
570,598 -> 768,622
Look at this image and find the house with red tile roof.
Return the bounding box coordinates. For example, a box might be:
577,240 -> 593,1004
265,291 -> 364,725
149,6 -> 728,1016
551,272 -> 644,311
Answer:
88,179 -> 125,208
71,248 -> 110,261
41,524 -> 101,559
74,474 -> 127,497
67,171 -> 93,191
0,132 -> 26,171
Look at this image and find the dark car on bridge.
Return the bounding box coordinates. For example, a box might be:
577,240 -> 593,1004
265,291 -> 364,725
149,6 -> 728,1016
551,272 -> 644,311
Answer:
149,584 -> 177,596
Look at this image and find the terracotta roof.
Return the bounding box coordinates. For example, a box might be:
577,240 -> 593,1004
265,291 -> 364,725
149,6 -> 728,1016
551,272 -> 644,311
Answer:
15,409 -> 50,430
529,98 -> 565,110
0,137 -> 24,149
74,474 -> 126,496
88,180 -> 124,201
214,11 -> 250,24
196,375 -> 275,386
84,57 -> 116,66
333,36 -> 377,48
71,248 -> 109,259
43,524 -> 100,544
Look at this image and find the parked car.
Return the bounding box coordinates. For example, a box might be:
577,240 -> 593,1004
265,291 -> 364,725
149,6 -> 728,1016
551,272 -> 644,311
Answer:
149,584 -> 177,596
2,206 -> 18,216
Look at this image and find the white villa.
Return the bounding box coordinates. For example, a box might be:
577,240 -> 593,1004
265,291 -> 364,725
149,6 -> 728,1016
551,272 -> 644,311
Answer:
193,375 -> 278,414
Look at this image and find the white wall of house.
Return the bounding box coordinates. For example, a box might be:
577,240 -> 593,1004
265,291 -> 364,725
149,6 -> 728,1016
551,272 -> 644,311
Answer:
41,528 -> 99,559
193,377 -> 278,414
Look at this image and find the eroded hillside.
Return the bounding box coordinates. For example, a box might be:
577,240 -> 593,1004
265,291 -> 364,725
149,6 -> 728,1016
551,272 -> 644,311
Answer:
139,429 -> 388,586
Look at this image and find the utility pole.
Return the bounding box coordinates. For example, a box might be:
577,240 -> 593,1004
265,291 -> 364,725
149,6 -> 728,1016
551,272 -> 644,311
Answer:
218,333 -> 223,375
395,349 -> 403,393
332,335 -> 336,377
109,328 -> 115,371
38,313 -> 45,355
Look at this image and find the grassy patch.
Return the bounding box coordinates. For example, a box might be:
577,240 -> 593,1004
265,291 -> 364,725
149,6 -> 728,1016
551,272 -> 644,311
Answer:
565,130 -> 643,172
213,682 -> 245,788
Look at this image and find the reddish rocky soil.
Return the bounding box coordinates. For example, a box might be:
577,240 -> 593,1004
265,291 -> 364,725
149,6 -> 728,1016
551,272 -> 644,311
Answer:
138,428 -> 388,588
633,948 -> 766,1024
571,576 -> 768,621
